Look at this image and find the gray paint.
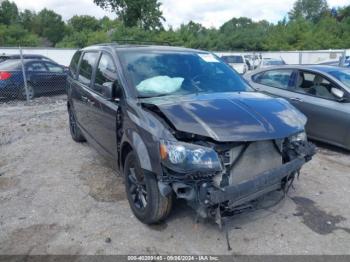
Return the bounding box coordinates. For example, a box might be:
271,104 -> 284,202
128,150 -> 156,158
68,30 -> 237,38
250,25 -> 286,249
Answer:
245,65 -> 350,150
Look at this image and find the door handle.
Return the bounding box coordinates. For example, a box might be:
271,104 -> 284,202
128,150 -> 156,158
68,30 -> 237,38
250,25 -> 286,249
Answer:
87,99 -> 95,106
82,96 -> 96,106
290,97 -> 303,102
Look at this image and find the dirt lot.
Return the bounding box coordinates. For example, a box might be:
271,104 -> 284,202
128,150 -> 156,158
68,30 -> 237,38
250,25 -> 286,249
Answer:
0,96 -> 350,255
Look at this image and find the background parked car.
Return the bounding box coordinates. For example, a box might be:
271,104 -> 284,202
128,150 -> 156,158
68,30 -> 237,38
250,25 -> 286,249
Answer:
259,58 -> 286,68
245,65 -> 350,150
340,56 -> 350,67
319,56 -> 350,67
0,54 -> 56,64
0,59 -> 67,100
244,54 -> 260,70
221,55 -> 248,74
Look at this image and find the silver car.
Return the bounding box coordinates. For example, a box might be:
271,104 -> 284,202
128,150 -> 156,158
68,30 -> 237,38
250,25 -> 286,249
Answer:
245,65 -> 350,150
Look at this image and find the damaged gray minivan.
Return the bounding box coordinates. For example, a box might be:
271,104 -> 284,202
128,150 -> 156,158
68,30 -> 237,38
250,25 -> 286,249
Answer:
67,44 -> 316,224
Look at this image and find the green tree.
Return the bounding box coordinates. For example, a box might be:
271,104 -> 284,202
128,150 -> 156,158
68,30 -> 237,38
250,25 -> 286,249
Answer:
219,18 -> 270,51
36,9 -> 66,45
68,15 -> 101,32
0,0 -> 19,25
19,9 -> 39,33
93,0 -> 165,30
0,24 -> 39,46
337,6 -> 350,21
289,0 -> 329,22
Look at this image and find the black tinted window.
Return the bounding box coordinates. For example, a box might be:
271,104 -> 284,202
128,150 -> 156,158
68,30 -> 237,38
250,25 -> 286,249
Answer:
78,52 -> 98,86
69,51 -> 81,77
94,53 -> 117,95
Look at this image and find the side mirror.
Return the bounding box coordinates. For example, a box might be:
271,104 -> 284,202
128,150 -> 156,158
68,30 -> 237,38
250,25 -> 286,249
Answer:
114,79 -> 122,101
102,79 -> 122,101
102,82 -> 114,100
331,88 -> 345,100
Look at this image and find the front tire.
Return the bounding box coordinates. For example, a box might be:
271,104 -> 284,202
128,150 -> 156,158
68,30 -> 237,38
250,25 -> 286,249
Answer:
68,106 -> 86,143
124,151 -> 172,224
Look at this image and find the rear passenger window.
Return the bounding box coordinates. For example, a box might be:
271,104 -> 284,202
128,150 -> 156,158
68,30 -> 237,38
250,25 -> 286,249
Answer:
78,52 -> 98,86
255,70 -> 294,89
94,53 -> 117,95
69,51 -> 81,77
27,62 -> 47,72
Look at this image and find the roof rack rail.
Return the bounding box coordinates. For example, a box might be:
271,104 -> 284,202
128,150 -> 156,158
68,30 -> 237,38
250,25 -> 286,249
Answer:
110,40 -> 172,46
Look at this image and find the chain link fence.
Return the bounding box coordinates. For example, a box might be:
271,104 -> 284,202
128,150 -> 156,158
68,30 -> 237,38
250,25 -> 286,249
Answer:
1,47 -> 348,103
0,47 -> 68,104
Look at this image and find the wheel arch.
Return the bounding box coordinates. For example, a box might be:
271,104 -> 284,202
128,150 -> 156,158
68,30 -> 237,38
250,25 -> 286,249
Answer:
119,130 -> 153,173
120,141 -> 133,172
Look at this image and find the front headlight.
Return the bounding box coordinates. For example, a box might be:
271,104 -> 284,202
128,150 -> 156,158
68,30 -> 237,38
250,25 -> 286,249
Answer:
290,131 -> 307,142
159,140 -> 222,173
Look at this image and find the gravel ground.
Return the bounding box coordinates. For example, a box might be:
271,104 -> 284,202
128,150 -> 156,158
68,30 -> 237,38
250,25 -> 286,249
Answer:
0,96 -> 350,255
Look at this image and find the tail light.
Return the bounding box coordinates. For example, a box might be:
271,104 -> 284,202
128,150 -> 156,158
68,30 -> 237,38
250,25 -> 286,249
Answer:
0,71 -> 12,80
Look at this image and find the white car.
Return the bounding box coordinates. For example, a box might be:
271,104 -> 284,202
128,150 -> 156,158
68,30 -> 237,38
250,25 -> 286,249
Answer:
259,58 -> 286,68
221,55 -> 248,74
244,54 -> 261,70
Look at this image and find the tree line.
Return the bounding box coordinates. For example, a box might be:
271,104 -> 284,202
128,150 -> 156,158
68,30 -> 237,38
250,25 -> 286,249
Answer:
0,0 -> 349,51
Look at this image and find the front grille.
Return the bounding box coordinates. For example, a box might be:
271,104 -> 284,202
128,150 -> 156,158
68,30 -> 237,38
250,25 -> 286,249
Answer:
227,141 -> 282,185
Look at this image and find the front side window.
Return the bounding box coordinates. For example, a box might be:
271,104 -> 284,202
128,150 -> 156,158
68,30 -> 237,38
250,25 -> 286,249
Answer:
78,52 -> 99,86
296,71 -> 337,100
119,51 -> 251,98
27,62 -> 47,72
94,53 -> 117,95
69,51 -> 81,77
254,69 -> 294,89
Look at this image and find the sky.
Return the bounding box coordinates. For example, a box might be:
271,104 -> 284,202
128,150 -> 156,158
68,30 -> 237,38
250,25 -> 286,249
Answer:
10,0 -> 350,28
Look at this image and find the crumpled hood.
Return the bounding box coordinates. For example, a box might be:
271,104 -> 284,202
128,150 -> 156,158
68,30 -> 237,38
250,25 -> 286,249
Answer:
142,92 -> 306,142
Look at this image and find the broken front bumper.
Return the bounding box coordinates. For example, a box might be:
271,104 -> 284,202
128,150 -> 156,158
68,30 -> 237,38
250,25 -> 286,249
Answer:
161,140 -> 316,218
203,157 -> 306,207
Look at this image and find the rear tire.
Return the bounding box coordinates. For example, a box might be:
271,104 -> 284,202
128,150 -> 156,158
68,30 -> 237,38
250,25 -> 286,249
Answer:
68,106 -> 86,143
124,151 -> 172,224
18,83 -> 35,100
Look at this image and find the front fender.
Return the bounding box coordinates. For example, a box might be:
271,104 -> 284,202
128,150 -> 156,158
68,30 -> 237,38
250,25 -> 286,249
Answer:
121,129 -> 162,175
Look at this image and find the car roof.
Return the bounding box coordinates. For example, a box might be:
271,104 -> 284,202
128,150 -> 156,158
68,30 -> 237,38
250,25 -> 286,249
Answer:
0,54 -> 47,58
81,43 -> 209,54
1,58 -> 55,64
221,54 -> 244,57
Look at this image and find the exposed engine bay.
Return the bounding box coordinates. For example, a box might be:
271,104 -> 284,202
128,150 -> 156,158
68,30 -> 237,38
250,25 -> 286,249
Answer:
157,128 -> 316,222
